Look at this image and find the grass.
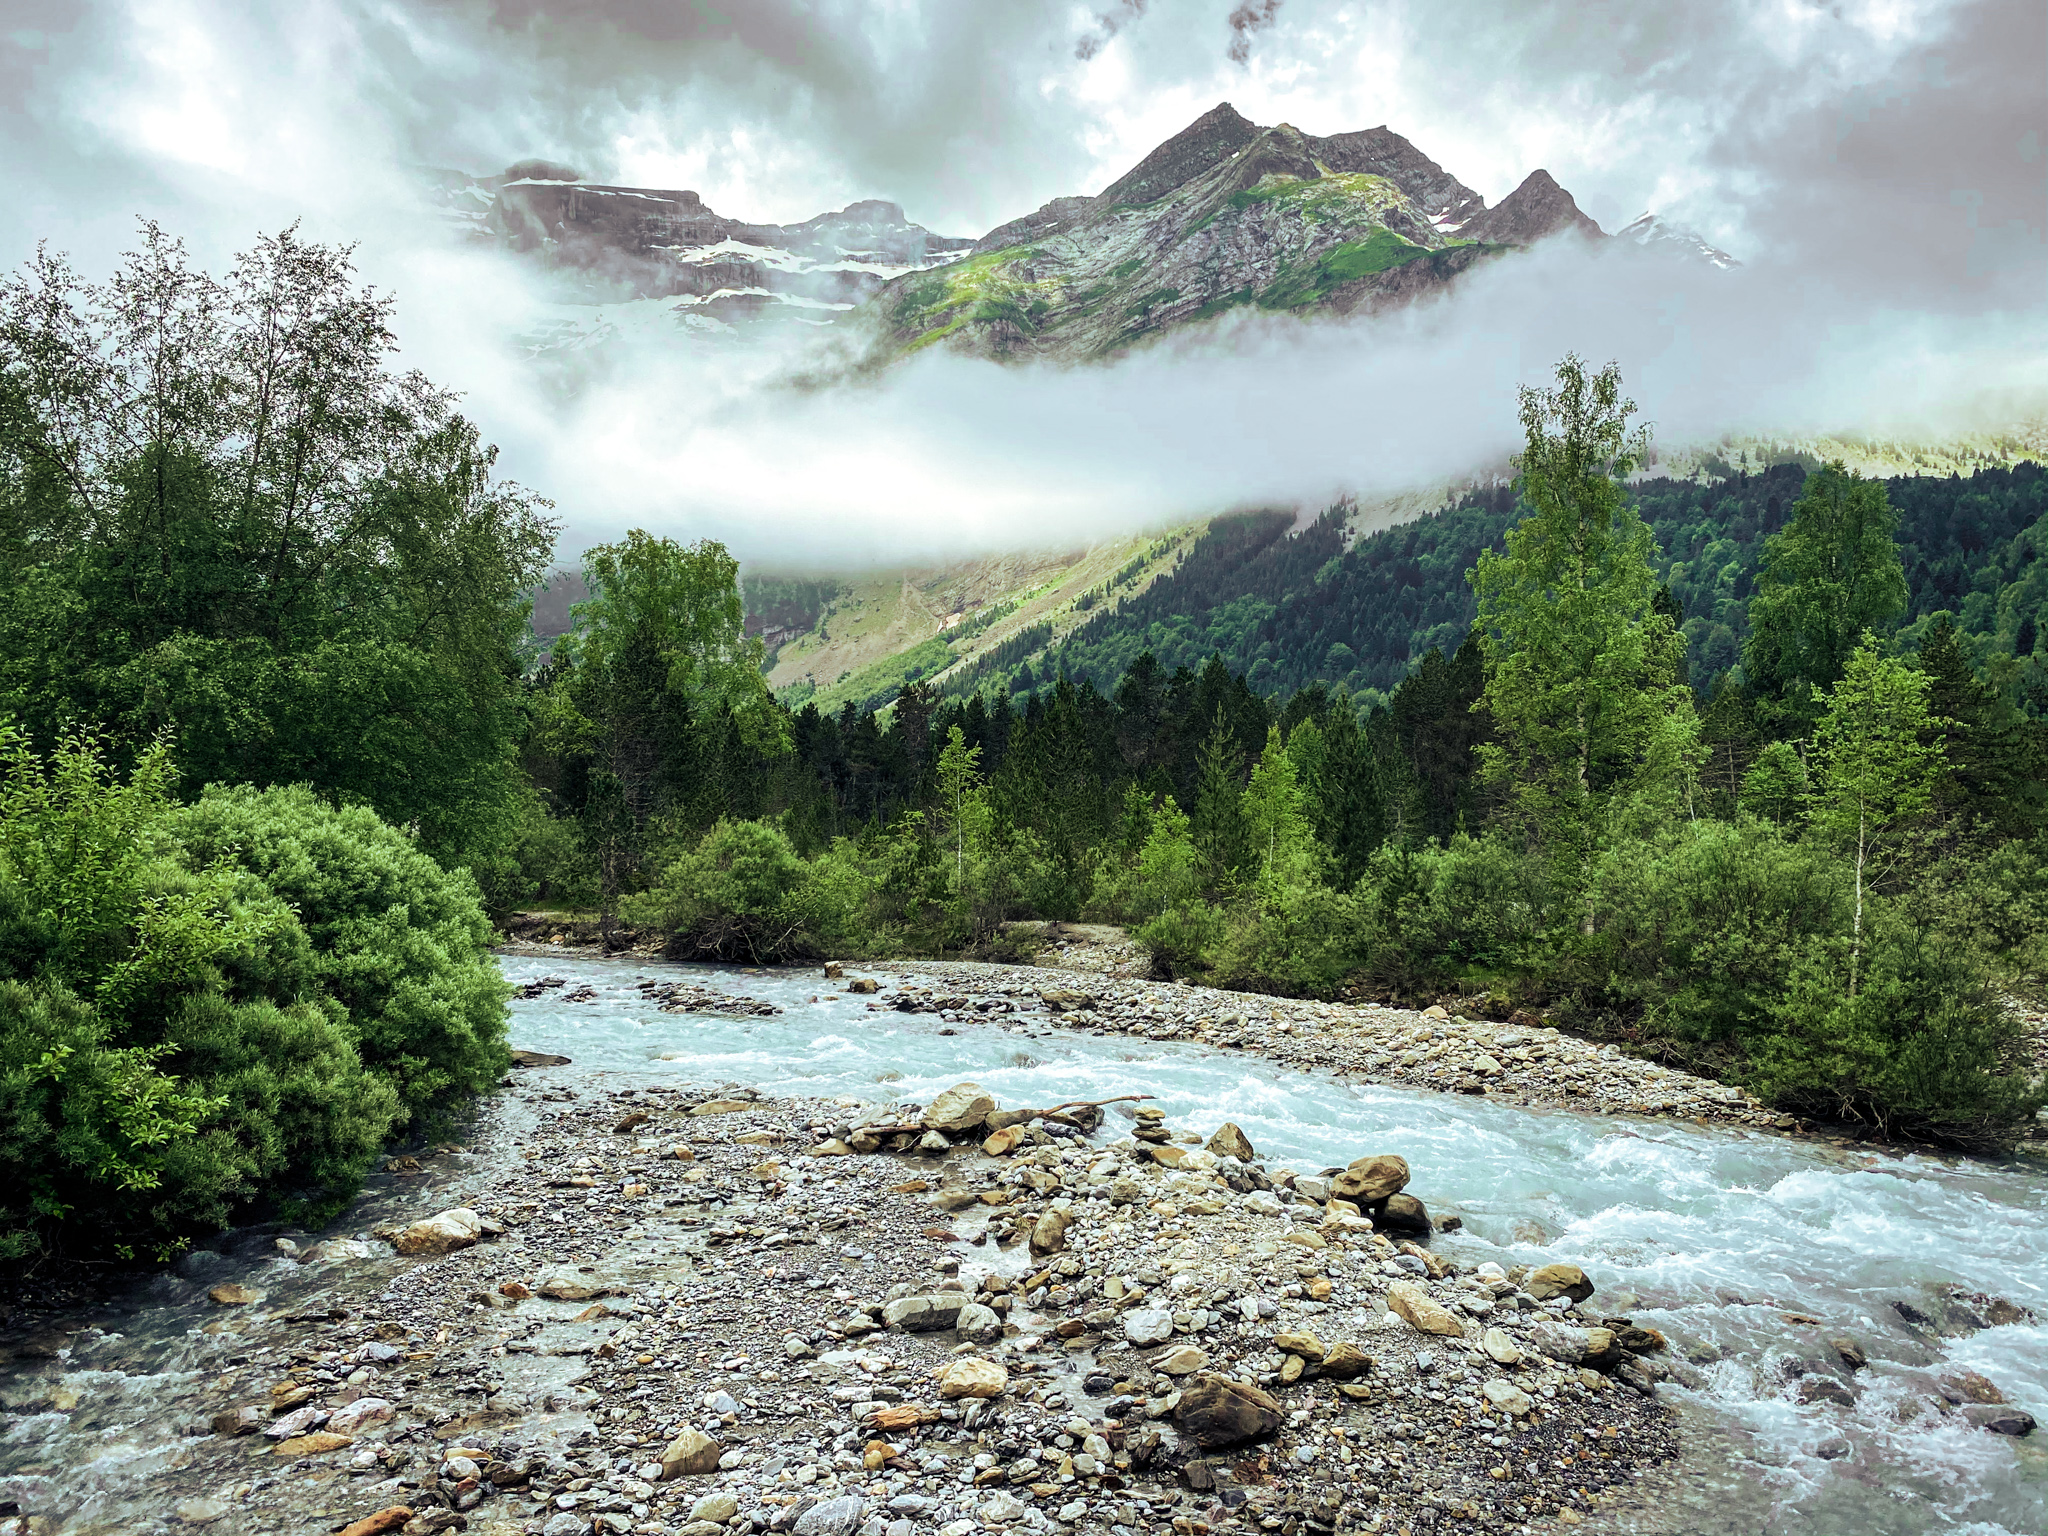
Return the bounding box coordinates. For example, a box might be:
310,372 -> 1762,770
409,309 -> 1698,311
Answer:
1226,172 -> 1405,224
1258,229 -> 1437,309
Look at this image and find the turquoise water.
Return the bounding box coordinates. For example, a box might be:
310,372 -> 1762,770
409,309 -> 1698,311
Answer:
505,953 -> 2048,1536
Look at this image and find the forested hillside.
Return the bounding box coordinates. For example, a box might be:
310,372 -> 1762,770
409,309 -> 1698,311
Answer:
1035,462 -> 2048,706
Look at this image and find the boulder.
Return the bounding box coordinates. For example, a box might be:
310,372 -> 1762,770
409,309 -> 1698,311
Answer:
1320,1342 -> 1372,1380
1387,1281 -> 1466,1337
846,978 -> 879,994
1038,989 -> 1095,1012
1158,1344 -> 1209,1375
1206,1123 -> 1255,1161
955,1302 -> 1003,1343
325,1398 -> 395,1435
1124,1309 -> 1174,1347
1528,1321 -> 1617,1367
1963,1405 -> 2035,1436
211,1404 -> 266,1437
206,1283 -> 262,1306
274,1430 -> 354,1457
793,1494 -> 865,1536
1483,1378 -> 1535,1417
939,1357 -> 1009,1399
1376,1193 -> 1431,1234
1524,1262 -> 1595,1303
692,1494 -> 740,1524
1175,1375 -> 1284,1449
1273,1330 -> 1325,1358
881,1294 -> 968,1332
690,1099 -> 754,1115
1940,1371 -> 2006,1405
924,1082 -> 996,1134
659,1428 -> 724,1479
1331,1155 -> 1409,1204
981,1125 -> 1028,1156
535,1265 -> 616,1301
337,1510 -> 414,1536
1481,1327 -> 1523,1366
509,1050 -> 570,1067
391,1208 -> 483,1256
1029,1209 -> 1071,1256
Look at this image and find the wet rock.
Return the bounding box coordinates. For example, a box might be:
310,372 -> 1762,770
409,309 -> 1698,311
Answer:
1529,1322 -> 1614,1365
924,1081 -> 996,1134
1939,1371 -> 2006,1404
206,1283 -> 262,1306
1963,1405 -> 2035,1436
1376,1193 -> 1430,1234
326,1397 -> 395,1434
981,1125 -> 1028,1156
1798,1376 -> 1855,1408
1815,1437 -> 1852,1461
939,1356 -> 1009,1399
391,1208 -> 483,1256
1175,1375 -> 1284,1448
174,1498 -> 230,1526
211,1404 -> 267,1436
337,1510 -> 414,1536
1525,1262 -> 1596,1303
846,978 -> 879,994
1615,1325 -> 1667,1354
1331,1155 -> 1409,1204
1830,1336 -> 1867,1370
509,1049 -> 571,1067
659,1427 -> 725,1479
1206,1123 -> 1255,1161
1387,1281 -> 1466,1337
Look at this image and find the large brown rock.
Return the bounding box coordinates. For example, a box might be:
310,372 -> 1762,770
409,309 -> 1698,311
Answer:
1376,1193 -> 1431,1234
924,1082 -> 996,1134
337,1510 -> 414,1536
1174,1375 -> 1284,1449
1387,1281 -> 1466,1337
659,1428 -> 725,1479
1525,1262 -> 1595,1303
1320,1342 -> 1373,1379
1331,1155 -> 1409,1204
390,1208 -> 482,1256
1206,1123 -> 1255,1161
1029,1209 -> 1071,1256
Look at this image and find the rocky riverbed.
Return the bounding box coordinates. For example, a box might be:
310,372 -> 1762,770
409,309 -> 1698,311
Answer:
2,952 -> 2042,1536
868,964 -> 1782,1134
0,1066 -> 1688,1536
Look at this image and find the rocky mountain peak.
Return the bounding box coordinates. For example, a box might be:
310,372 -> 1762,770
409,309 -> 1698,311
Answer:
1458,170 -> 1603,247
1095,101 -> 1263,207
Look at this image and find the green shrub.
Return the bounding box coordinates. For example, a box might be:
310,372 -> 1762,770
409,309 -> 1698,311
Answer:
627,818 -> 876,962
1746,912 -> 2043,1147
0,734 -> 452,1259
170,783 -> 510,1119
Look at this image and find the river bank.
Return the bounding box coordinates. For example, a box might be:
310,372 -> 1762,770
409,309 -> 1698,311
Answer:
1,950 -> 2042,1536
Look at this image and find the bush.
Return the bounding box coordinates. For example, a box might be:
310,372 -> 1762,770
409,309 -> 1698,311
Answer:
0,734 -> 474,1259
171,783 -> 510,1119
627,818 -> 858,962
1747,912 -> 2044,1147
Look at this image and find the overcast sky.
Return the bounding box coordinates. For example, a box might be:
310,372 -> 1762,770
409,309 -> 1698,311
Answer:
3,1 -> 2043,564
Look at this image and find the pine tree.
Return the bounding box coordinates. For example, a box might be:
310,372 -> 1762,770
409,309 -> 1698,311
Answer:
1192,707 -> 1249,882
1743,462 -> 1908,735
1469,355 -> 1693,916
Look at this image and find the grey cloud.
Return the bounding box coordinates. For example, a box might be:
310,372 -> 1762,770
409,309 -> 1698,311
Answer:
1077,2 -> 1149,63
1226,1 -> 1283,67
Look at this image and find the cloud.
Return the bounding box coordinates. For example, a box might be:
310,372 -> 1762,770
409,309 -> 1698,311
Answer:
0,0 -> 2041,572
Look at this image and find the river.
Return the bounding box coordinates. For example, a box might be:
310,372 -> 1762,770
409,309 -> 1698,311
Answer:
502,953 -> 2048,1536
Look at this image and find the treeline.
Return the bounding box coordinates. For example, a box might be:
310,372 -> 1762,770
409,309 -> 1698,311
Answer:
515,360 -> 2046,1149
0,226 -> 546,1259
1032,461 -> 2048,707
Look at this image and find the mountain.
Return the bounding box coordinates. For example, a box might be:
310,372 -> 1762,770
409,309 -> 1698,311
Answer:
426,160 -> 973,325
1616,212 -> 1739,270
858,102 -> 1607,363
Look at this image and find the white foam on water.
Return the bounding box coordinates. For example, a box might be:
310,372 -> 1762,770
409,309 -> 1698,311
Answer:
505,953 -> 2048,1535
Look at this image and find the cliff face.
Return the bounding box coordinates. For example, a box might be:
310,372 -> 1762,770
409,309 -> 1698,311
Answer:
863,102 -> 1608,364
